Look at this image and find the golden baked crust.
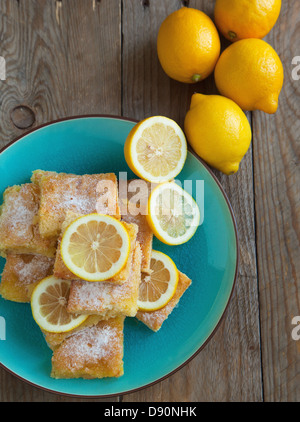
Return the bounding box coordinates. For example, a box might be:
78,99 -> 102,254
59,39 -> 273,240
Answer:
119,179 -> 154,273
51,316 -> 124,379
0,184 -> 57,257
53,211 -> 138,285
31,171 -> 121,238
67,243 -> 142,318
0,254 -> 54,303
136,271 -> 191,332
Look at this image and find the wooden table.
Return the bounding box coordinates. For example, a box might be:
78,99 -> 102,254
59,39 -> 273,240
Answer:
0,0 -> 299,402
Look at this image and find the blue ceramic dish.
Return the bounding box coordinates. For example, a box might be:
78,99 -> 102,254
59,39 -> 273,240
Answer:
0,116 -> 238,397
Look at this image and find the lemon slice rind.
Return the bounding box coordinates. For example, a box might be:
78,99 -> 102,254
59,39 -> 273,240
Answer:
31,276 -> 88,333
60,214 -> 131,282
125,116 -> 187,183
147,182 -> 200,246
137,250 -> 179,312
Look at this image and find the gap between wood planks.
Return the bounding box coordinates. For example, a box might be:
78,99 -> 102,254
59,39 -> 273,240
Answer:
250,110 -> 265,401
142,0 -> 190,7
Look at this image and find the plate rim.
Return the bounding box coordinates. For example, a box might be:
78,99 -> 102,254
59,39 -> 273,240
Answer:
0,114 -> 239,399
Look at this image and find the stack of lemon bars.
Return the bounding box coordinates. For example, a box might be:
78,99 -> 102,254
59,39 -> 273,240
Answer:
0,171 -> 191,379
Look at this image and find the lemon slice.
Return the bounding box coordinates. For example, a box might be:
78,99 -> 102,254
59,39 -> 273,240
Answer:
147,182 -> 200,245
124,116 -> 187,183
31,276 -> 88,333
138,250 -> 179,311
60,214 -> 130,282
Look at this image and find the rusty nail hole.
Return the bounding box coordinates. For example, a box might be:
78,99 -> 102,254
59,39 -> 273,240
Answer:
10,105 -> 36,130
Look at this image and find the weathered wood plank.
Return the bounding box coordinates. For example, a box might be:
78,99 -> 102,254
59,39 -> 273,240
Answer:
122,0 -> 197,127
0,365 -> 119,402
0,0 -> 122,401
59,0 -> 122,116
252,0 -> 300,402
122,0 -> 262,402
2,0 -> 297,403
0,0 -> 122,149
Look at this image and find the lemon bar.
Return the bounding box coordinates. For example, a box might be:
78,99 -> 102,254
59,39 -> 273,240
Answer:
51,316 -> 124,379
0,184 -> 57,258
0,254 -> 54,303
43,315 -> 104,351
67,243 -> 142,318
53,211 -> 138,285
31,170 -> 121,238
136,271 -> 191,332
119,179 -> 153,273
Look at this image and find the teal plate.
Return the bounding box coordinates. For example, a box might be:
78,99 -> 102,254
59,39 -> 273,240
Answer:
0,116 -> 238,398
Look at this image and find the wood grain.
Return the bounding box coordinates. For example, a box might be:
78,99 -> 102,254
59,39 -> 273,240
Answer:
252,0 -> 300,402
0,0 -> 122,149
0,0 -> 298,403
122,0 -> 262,402
0,0 -> 122,402
0,0 -> 65,148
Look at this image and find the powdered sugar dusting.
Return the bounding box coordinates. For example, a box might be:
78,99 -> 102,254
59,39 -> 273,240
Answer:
10,197 -> 38,230
40,173 -> 118,218
70,271 -> 134,312
51,183 -> 96,214
0,185 -> 39,241
14,255 -> 54,284
68,244 -> 142,316
57,325 -> 119,368
138,302 -> 174,325
35,172 -> 120,237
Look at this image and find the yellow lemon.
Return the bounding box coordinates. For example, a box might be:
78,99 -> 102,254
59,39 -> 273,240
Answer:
157,7 -> 221,83
214,38 -> 284,114
184,94 -> 252,175
214,0 -> 281,42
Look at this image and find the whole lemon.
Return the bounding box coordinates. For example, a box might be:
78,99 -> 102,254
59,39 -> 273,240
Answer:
214,38 -> 284,114
184,94 -> 252,175
214,0 -> 281,42
157,7 -> 221,83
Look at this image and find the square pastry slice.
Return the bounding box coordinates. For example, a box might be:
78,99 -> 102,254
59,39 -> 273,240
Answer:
51,316 -> 125,379
136,271 -> 192,332
53,211 -> 138,285
119,179 -> 154,273
0,184 -> 57,257
67,242 -> 142,319
0,254 -> 54,303
31,170 -> 121,238
43,315 -> 104,351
